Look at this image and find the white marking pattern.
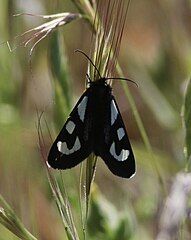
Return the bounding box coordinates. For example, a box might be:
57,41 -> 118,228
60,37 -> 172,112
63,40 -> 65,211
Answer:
109,142 -> 129,161
78,96 -> 88,122
111,100 -> 118,125
57,137 -> 81,155
117,128 -> 125,140
66,121 -> 75,134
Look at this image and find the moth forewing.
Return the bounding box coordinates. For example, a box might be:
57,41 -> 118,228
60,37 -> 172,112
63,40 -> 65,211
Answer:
99,95 -> 136,178
48,89 -> 93,170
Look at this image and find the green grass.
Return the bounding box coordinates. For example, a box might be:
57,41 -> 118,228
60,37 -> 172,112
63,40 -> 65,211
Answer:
1,0 -> 191,240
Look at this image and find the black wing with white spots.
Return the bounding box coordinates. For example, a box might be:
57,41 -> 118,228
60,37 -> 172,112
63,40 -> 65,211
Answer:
48,90 -> 92,169
99,96 -> 136,178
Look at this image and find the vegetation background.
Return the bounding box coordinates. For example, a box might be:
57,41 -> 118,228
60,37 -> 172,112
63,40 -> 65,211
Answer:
0,0 -> 191,239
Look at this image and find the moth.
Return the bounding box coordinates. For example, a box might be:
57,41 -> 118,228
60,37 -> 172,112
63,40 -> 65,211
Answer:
48,51 -> 136,178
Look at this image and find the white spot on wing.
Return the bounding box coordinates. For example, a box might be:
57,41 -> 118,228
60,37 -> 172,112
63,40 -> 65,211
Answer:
66,121 -> 75,134
109,142 -> 129,161
111,100 -> 118,125
117,128 -> 125,140
78,96 -> 88,122
57,137 -> 81,155
57,141 -> 62,152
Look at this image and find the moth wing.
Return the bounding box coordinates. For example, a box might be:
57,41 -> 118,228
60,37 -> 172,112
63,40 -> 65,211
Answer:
48,90 -> 93,169
100,96 -> 136,178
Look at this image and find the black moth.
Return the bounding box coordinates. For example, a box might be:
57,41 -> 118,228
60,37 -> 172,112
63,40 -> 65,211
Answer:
48,51 -> 136,178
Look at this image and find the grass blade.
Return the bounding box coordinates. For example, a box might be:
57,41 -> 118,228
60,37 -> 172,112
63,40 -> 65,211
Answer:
183,78 -> 191,171
37,112 -> 80,240
0,195 -> 38,240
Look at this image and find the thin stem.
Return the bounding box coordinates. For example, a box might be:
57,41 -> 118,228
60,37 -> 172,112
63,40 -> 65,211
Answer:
117,63 -> 166,195
79,163 -> 86,240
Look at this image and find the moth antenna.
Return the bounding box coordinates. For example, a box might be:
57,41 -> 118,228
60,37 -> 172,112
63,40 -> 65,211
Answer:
105,77 -> 139,88
75,49 -> 102,79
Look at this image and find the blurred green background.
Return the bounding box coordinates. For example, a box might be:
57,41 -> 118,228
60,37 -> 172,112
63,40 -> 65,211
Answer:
0,0 -> 191,239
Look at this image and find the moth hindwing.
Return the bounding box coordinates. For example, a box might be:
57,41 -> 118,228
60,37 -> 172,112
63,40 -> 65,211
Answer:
48,78 -> 136,178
